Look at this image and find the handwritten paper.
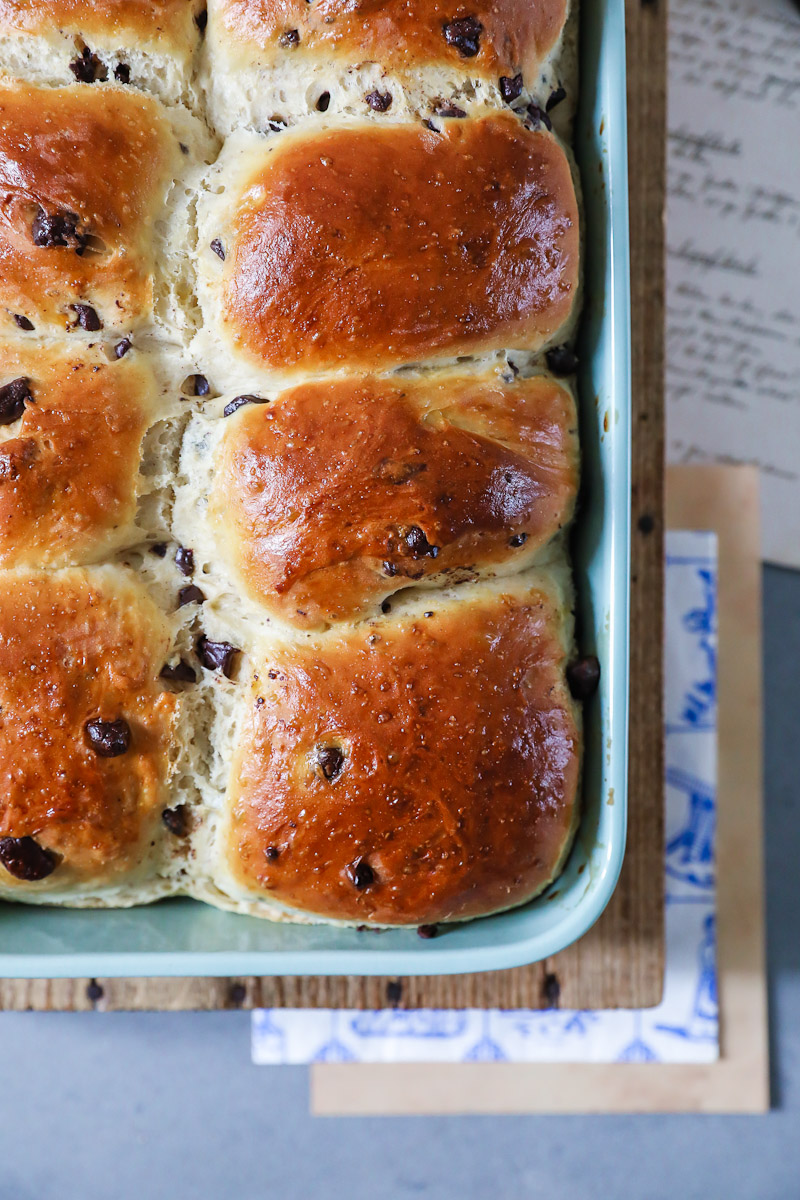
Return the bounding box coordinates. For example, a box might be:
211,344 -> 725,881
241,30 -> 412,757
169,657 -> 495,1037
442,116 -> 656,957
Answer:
667,0 -> 800,568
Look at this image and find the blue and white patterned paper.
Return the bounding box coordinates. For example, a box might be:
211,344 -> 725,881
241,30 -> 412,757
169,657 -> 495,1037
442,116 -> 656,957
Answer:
252,531 -> 719,1065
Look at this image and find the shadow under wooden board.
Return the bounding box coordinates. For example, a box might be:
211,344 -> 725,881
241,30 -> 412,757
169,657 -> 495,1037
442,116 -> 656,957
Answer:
0,0 -> 666,1014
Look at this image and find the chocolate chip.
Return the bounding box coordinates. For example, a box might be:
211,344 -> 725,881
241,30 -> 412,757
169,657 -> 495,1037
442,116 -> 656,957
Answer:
32,208 -> 89,255
113,63 -> 131,83
365,90 -> 392,112
0,377 -> 32,424
160,659 -> 197,684
84,717 -> 131,758
70,304 -> 102,331
267,669 -> 278,679
162,805 -> 190,837
265,845 -> 280,860
543,971 -> 561,1007
13,314 -> 34,331
317,746 -> 344,781
403,525 -> 439,559
86,979 -> 104,1002
114,337 -> 132,358
69,46 -> 106,83
0,836 -> 57,882
434,101 -> 466,118
566,655 -> 601,700
381,600 -> 392,614
316,91 -> 330,112
526,101 -> 553,131
422,119 -> 440,133
383,561 -> 398,577
546,85 -> 567,112
442,16 -> 483,56
279,28 -> 300,47
196,635 -> 239,678
187,374 -> 210,396
499,73 -> 523,103
546,345 -> 579,376
195,8 -> 207,31
150,542 -> 167,557
223,394 -> 269,417
424,611 -> 434,618
210,238 -> 225,260
178,584 -> 206,607
417,924 -> 439,939
268,117 -> 287,132
347,858 -> 375,889
509,532 -> 528,548
179,142 -> 189,155
175,546 -> 194,576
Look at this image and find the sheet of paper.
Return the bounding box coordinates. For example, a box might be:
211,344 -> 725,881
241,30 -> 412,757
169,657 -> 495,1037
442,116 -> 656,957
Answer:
667,0 -> 800,568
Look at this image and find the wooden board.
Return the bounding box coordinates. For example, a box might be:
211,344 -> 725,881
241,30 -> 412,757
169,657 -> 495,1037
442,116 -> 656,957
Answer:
0,0 -> 666,1013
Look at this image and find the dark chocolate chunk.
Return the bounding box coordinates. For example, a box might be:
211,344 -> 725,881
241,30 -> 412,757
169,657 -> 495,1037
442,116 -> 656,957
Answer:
223,394 -> 269,417
187,374 -> 210,396
383,561 -> 398,577
265,845 -> 280,861
317,746 -> 345,781
210,238 -> 225,260
499,73 -> 523,104
279,28 -> 300,47
196,635 -> 239,678
442,15 -> 483,57
69,46 -> 106,83
546,85 -> 567,112
316,91 -> 331,112
13,315 -> 34,331
403,525 -> 439,559
113,62 -> 131,83
347,858 -> 375,889
0,835 -> 58,882
195,9 -> 207,31
70,304 -> 102,331
85,717 -> 131,758
543,971 -> 561,1007
381,600 -> 392,614
113,337 -> 132,358
566,655 -> 601,700
0,377 -> 32,425
162,805 -> 190,837
175,546 -> 194,575
546,345 -> 579,376
417,924 -> 439,939
150,542 -> 168,558
509,532 -> 528,548
365,90 -> 392,112
32,208 -> 89,254
178,584 -> 206,607
526,101 -> 553,131
434,101 -> 466,118
160,659 -> 197,684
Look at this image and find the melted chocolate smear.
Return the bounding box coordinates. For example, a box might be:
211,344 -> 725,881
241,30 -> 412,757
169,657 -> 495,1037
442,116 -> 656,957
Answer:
223,394 -> 269,418
566,655 -> 601,701
85,717 -> 131,758
162,805 -> 190,837
347,858 -> 375,889
0,377 -> 32,425
0,836 -> 58,881
442,16 -> 483,57
317,746 -> 344,782
196,636 -> 239,678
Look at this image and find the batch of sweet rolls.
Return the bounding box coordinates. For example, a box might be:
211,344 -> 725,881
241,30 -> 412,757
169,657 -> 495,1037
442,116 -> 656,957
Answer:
0,0 -> 590,931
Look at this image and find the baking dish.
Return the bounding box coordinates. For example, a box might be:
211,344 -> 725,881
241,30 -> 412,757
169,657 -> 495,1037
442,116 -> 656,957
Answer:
0,0 -> 630,978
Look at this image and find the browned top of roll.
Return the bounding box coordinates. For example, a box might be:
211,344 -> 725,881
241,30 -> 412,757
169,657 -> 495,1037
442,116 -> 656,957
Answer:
0,568 -> 177,891
212,0 -> 568,81
0,0 -> 203,45
0,82 -> 181,334
0,343 -> 155,568
211,370 -> 578,625
223,576 -> 580,924
215,113 -> 579,372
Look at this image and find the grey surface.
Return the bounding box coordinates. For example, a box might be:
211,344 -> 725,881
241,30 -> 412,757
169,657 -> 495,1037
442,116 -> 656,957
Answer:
0,566 -> 795,1200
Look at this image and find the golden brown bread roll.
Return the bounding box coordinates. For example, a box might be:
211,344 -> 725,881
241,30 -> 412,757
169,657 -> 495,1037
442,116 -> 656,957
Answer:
192,367 -> 578,626
0,567 -> 179,899
0,81 -> 192,336
205,571 -> 581,925
0,342 -> 159,568
197,111 -> 580,376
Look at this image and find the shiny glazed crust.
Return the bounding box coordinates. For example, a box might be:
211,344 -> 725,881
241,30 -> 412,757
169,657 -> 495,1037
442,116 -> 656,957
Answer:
0,0 -> 203,44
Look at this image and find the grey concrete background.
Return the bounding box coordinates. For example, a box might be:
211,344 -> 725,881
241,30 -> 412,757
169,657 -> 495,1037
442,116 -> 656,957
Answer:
0,564 -> 795,1200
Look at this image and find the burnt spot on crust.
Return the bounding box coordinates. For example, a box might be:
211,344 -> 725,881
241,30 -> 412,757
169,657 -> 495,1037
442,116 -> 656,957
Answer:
0,835 -> 58,881
316,746 -> 345,782
196,635 -> 240,678
32,208 -> 90,255
162,805 -> 190,837
442,16 -> 483,57
84,717 -> 131,758
69,46 -> 107,83
499,74 -> 523,104
365,90 -> 392,112
70,304 -> 102,332
347,858 -> 375,889
566,655 -> 601,701
0,377 -> 32,425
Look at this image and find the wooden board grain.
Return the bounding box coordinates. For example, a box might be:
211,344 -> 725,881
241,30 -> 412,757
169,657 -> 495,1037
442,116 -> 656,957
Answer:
0,0 -> 666,1013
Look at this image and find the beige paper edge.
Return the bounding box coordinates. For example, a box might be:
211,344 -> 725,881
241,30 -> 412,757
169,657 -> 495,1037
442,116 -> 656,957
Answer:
310,464 -> 769,1115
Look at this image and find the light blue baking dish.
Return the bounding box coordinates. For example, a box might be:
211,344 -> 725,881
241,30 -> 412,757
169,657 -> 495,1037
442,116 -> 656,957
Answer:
0,0 -> 630,978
